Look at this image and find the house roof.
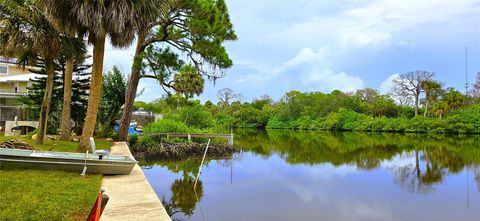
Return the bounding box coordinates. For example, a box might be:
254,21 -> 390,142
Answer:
0,73 -> 43,83
0,57 -> 41,69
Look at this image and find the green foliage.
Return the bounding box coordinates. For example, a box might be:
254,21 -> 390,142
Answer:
215,112 -> 236,128
144,119 -> 190,134
95,66 -> 127,137
143,119 -> 191,144
137,0 -> 237,101
173,64 -> 205,98
128,134 -> 139,147
174,101 -> 215,129
266,116 -> 291,129
267,104 -> 480,134
234,103 -> 271,128
443,87 -> 466,110
137,89 -> 479,134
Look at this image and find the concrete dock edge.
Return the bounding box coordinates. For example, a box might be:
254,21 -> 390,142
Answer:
100,142 -> 171,221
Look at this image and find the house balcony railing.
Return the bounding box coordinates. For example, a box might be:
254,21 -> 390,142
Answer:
0,91 -> 28,98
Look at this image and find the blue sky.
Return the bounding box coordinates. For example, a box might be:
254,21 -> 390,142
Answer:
100,0 -> 480,103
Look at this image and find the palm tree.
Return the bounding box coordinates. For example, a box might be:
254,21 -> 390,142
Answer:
421,80 -> 442,117
173,64 -> 204,98
43,2 -> 87,141
44,0 -> 150,150
443,87 -> 466,110
0,0 -> 85,144
432,101 -> 448,119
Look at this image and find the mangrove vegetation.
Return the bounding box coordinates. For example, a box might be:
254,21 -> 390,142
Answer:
135,71 -> 480,135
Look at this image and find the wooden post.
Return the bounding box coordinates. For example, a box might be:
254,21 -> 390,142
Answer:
228,134 -> 233,145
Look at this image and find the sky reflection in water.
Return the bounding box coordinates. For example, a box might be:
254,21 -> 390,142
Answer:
142,130 -> 480,221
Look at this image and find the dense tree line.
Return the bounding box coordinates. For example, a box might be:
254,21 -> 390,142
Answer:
138,72 -> 480,134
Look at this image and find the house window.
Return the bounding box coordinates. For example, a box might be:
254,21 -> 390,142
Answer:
0,66 -> 7,75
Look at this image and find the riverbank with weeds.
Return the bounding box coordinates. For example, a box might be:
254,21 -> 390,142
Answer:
0,135 -> 112,220
130,141 -> 239,161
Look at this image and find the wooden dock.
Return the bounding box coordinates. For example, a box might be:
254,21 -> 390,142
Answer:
100,142 -> 171,221
146,133 -> 234,145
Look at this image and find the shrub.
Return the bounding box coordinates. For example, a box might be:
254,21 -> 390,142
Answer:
215,112 -> 236,128
266,116 -> 290,129
176,103 -> 216,129
144,119 -> 190,134
128,134 -> 139,147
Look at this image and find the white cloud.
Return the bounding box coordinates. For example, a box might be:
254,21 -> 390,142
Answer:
274,0 -> 478,51
340,31 -> 392,48
379,73 -> 400,94
97,0 -> 479,102
274,47 -> 364,93
280,47 -> 329,68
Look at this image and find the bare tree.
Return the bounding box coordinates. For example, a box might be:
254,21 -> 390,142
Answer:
390,84 -> 413,106
259,94 -> 273,103
393,70 -> 435,116
217,88 -> 240,106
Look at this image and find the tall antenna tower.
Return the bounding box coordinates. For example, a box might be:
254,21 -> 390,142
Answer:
465,46 -> 469,96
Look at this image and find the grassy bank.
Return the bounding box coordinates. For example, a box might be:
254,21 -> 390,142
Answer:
0,136 -> 112,220
0,170 -> 102,220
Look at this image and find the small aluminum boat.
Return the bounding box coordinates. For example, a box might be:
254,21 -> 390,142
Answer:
0,148 -> 137,175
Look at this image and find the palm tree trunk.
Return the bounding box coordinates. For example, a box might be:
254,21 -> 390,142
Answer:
59,56 -> 74,141
423,97 -> 429,117
78,36 -> 106,151
424,147 -> 431,176
36,59 -> 55,145
117,34 -> 146,141
415,150 -> 421,178
414,93 -> 419,117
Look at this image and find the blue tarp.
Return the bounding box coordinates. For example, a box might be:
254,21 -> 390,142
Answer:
113,125 -> 142,135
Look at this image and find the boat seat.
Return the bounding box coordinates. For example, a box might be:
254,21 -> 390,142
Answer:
90,137 -> 109,159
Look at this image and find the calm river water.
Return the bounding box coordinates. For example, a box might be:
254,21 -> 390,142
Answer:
142,129 -> 480,221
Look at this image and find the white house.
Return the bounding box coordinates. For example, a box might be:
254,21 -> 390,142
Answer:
0,57 -> 40,133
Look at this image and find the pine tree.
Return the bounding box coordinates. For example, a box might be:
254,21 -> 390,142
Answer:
18,58 -> 91,134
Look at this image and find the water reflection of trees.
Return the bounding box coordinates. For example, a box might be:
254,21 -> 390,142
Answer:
475,166 -> 480,192
390,150 -> 446,194
171,177 -> 203,216
142,151 -> 240,219
235,129 -> 480,193
146,159 -> 206,219
146,129 -> 479,219
236,129 -> 479,167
